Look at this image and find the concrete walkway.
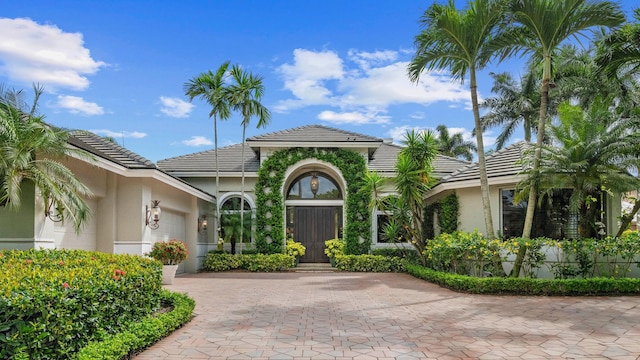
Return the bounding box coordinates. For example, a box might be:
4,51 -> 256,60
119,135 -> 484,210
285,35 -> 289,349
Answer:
135,272 -> 640,359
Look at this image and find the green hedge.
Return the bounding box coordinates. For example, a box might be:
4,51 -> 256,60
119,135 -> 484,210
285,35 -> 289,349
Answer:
202,253 -> 295,272
334,255 -> 405,272
406,263 -> 640,295
371,248 -> 421,264
75,290 -> 195,360
0,249 -> 162,359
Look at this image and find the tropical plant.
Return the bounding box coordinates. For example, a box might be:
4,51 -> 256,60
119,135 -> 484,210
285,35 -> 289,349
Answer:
518,98 -> 640,239
434,124 -> 476,160
227,64 -> 271,254
184,61 -> 232,236
596,8 -> 640,81
221,209 -> 253,255
0,84 -> 93,232
364,130 -> 438,266
408,0 -> 509,239
505,0 -> 625,240
148,239 -> 189,265
481,70 -> 540,149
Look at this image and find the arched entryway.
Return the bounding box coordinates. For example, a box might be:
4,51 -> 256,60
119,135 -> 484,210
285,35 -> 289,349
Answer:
285,171 -> 343,263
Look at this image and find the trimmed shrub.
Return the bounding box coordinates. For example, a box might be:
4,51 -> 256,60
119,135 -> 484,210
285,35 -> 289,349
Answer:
334,255 -> 405,272
202,253 -> 295,272
0,249 -> 162,359
406,263 -> 640,295
75,290 -> 195,360
372,247 -> 421,264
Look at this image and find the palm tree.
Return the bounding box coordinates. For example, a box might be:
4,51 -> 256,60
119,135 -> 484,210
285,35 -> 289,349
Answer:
0,84 -> 92,232
227,64 -> 271,254
184,61 -> 232,239
434,124 -> 477,161
481,70 -> 540,149
519,97 -> 640,238
596,8 -> 640,81
506,0 -> 625,240
408,0 -> 508,239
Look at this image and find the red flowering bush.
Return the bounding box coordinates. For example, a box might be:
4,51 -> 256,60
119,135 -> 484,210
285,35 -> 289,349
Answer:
148,239 -> 188,265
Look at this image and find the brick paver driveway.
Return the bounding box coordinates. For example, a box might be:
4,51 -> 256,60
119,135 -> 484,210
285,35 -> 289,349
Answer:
135,272 -> 640,359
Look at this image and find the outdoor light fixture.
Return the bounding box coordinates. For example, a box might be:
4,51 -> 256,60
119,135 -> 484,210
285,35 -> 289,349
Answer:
310,173 -> 319,196
198,215 -> 208,232
45,198 -> 63,223
145,200 -> 161,229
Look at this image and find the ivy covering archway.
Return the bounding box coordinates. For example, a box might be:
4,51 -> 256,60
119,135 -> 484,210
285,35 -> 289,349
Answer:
255,147 -> 371,254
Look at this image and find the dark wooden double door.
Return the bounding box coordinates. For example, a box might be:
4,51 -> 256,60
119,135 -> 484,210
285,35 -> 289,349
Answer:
293,207 -> 336,263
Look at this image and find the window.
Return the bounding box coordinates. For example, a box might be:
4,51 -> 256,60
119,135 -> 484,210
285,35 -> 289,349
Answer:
220,196 -> 253,245
501,189 -> 576,239
287,172 -> 342,200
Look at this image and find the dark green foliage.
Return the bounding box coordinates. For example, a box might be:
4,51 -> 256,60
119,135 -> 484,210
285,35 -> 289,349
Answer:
334,255 -> 406,272
75,290 -> 195,360
0,249 -> 162,359
406,263 -> 640,295
371,248 -> 421,264
255,147 -> 371,255
438,193 -> 459,233
423,203 -> 437,240
202,253 -> 295,272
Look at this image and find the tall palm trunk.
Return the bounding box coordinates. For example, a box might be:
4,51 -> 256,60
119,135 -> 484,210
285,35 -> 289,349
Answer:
513,55 -> 551,277
470,67 -> 496,239
214,115 -> 220,243
239,121 -> 247,255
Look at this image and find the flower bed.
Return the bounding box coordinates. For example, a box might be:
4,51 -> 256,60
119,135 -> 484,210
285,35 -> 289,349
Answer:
0,249 -> 162,359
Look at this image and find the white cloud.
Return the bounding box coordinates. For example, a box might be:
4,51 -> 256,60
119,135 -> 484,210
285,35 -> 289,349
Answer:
90,129 -> 147,138
159,96 -> 194,118
274,48 -> 471,124
0,18 -> 106,91
182,136 -> 213,147
55,95 -> 104,115
318,110 -> 390,125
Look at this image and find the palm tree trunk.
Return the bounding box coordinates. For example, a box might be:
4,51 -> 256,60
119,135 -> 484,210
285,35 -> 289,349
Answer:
239,121 -> 247,255
617,198 -> 640,237
214,115 -> 220,248
470,68 -> 496,240
524,116 -> 532,143
514,55 -> 552,277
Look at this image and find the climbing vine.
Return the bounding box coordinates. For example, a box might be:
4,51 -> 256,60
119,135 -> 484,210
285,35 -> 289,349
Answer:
422,192 -> 459,238
255,147 -> 371,254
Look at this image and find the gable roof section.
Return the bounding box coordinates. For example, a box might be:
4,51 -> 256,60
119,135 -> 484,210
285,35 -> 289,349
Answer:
246,124 -> 383,159
157,143 -> 260,175
69,131 -> 156,169
369,143 -> 471,178
439,141 -> 529,184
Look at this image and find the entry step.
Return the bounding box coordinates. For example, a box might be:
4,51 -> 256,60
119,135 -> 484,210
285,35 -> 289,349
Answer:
293,263 -> 337,272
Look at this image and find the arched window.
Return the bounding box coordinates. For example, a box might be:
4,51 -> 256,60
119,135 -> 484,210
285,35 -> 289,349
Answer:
220,196 -> 253,252
286,172 -> 342,200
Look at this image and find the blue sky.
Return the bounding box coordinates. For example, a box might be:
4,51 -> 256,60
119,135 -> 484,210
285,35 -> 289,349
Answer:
1,1 -> 637,162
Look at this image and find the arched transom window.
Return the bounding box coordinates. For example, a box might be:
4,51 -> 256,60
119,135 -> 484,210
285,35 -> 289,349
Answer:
287,172 -> 342,200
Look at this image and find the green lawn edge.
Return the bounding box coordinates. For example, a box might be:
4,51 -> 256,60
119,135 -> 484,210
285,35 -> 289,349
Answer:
405,263 -> 640,296
74,290 -> 195,360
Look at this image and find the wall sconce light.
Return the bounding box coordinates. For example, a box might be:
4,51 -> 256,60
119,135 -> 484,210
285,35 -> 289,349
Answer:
310,172 -> 319,197
198,215 -> 208,232
45,198 -> 63,223
145,200 -> 161,229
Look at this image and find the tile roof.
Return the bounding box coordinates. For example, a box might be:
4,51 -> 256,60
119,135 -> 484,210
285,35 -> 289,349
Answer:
246,124 -> 383,144
439,141 -> 529,183
68,131 -> 156,169
369,143 -> 471,178
157,143 -> 260,173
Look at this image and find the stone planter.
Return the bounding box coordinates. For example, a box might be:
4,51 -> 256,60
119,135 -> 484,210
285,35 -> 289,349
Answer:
162,264 -> 179,285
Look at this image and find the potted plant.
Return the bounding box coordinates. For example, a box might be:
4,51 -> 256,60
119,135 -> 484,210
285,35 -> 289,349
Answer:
324,238 -> 345,267
285,239 -> 306,266
148,239 -> 188,285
